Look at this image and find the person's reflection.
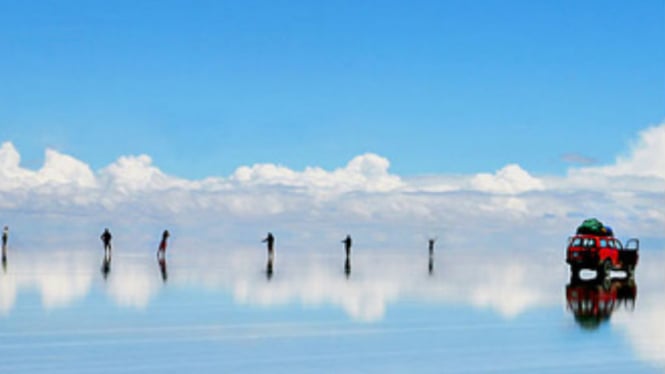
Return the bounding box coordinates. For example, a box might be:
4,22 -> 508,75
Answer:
158,257 -> 168,283
1,226 -> 8,264
101,252 -> 111,281
266,257 -> 274,281
565,275 -> 637,330
344,257 -> 351,279
2,255 -> 6,273
428,254 -> 434,275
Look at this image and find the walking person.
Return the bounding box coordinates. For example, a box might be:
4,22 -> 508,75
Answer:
262,232 -> 275,261
157,230 -> 170,259
342,234 -> 352,258
100,228 -> 112,253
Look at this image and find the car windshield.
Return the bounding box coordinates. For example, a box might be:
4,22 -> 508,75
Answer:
583,238 -> 596,247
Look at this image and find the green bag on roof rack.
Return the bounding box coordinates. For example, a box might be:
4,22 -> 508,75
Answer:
576,218 -> 606,235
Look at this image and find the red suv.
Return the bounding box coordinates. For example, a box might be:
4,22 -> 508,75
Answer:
566,234 -> 639,278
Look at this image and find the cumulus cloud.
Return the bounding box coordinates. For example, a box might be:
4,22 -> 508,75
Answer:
231,153 -> 403,194
573,123 -> 665,179
0,123 -> 664,248
470,164 -> 545,194
0,142 -> 96,190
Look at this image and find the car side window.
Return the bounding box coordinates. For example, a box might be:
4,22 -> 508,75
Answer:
614,240 -> 623,250
600,239 -> 607,247
584,238 -> 595,247
607,240 -> 615,248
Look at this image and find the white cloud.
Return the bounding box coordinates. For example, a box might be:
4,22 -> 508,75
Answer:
572,122 -> 665,179
470,164 -> 545,194
231,153 -> 403,194
0,123 -> 663,246
0,142 -> 96,190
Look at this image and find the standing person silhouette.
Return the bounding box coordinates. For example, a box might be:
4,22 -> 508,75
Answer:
342,235 -> 352,258
157,230 -> 170,259
428,238 -> 435,256
100,228 -> 112,253
262,232 -> 275,261
1,226 -> 8,260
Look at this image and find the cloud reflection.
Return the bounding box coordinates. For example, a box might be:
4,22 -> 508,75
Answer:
1,247 -> 663,368
612,252 -> 665,368
0,247 -> 567,319
0,251 -> 94,315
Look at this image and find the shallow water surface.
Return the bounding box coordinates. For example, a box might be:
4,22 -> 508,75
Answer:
1,247 -> 664,373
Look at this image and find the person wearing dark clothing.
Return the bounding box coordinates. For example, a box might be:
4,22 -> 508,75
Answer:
262,232 -> 275,259
100,228 -> 112,253
428,238 -> 435,255
342,235 -> 352,257
157,230 -> 170,258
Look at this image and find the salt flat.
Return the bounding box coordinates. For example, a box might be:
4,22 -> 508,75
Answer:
1,247 -> 664,373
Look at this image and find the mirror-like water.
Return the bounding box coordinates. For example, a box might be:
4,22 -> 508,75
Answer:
1,246 -> 664,373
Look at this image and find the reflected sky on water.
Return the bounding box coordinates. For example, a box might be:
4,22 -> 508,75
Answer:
1,244 -> 664,373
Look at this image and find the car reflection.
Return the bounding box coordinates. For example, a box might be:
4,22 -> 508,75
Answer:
566,276 -> 637,330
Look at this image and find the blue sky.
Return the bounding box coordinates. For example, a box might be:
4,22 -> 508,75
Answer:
1,0 -> 664,178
